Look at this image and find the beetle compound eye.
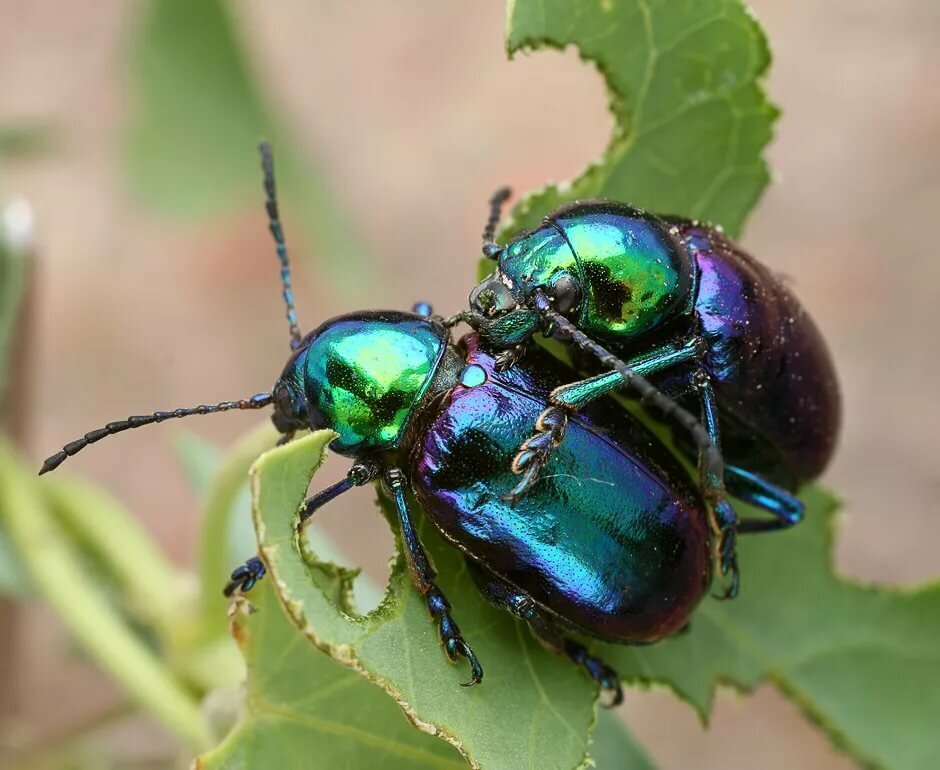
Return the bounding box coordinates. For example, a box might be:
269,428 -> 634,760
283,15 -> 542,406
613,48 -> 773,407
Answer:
271,382 -> 303,434
551,274 -> 582,315
470,277 -> 516,317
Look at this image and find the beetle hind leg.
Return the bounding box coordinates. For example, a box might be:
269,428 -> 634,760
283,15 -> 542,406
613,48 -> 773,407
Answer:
468,562 -> 623,706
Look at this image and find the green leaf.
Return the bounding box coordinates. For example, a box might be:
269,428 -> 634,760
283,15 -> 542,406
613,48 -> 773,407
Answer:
0,516 -> 33,597
0,439 -> 213,750
504,0 -> 777,239
197,580 -> 466,770
124,0 -> 369,294
599,488 -> 940,770
41,476 -> 186,640
248,432 -> 609,770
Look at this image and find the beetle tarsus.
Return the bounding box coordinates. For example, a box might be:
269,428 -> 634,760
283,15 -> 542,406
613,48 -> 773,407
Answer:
428,585 -> 484,686
223,556 -> 266,597
713,521 -> 740,600
494,345 -> 526,371
563,639 -> 623,707
503,405 -> 569,502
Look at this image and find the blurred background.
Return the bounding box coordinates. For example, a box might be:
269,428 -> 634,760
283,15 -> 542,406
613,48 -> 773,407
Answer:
1,0 -> 937,768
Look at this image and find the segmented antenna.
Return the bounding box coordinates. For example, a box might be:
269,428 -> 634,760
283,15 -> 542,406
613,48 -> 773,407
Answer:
482,186 -> 511,259
259,141 -> 303,349
39,393 -> 273,475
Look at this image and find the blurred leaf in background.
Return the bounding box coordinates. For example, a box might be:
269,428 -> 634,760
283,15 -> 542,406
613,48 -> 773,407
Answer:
0,440 -> 213,752
124,0 -> 369,296
0,199 -> 35,598
0,199 -> 32,408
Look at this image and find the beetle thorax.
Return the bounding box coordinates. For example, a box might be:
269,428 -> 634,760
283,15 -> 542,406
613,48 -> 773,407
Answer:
498,204 -> 695,340
276,312 -> 448,455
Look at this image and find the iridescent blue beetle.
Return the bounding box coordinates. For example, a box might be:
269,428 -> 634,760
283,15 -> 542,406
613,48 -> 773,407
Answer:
39,146 -> 795,700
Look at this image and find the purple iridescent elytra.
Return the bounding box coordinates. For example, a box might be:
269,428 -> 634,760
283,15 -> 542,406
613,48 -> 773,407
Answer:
666,220 -> 840,485
411,335 -> 711,643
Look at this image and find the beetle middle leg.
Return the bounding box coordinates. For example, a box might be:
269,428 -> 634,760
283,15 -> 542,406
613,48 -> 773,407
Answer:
467,562 -> 623,706
386,467 -> 483,686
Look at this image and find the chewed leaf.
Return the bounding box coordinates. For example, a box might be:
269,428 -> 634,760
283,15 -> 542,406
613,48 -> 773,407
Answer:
196,581 -> 465,770
600,488 -> 940,770
246,432 -> 604,770
504,0 -> 777,239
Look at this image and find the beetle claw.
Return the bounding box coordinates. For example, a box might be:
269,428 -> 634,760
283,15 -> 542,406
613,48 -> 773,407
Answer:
713,551 -> 739,600
600,678 -> 625,708
223,556 -> 266,597
451,639 -> 484,687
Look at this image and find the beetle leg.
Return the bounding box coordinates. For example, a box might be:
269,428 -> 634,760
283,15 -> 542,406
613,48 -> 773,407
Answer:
223,459 -> 380,597
297,458 -> 381,530
726,464 -> 805,533
689,370 -> 741,600
466,561 -> 622,705
223,556 -> 267,597
504,336 -> 702,504
501,406 -> 569,504
386,467 -> 483,686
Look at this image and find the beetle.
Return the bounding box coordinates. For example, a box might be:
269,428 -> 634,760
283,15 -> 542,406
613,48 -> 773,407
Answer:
466,193 -> 840,549
37,143 -> 770,700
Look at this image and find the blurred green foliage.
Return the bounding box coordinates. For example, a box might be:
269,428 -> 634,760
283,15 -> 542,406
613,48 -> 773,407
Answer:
124,0 -> 369,297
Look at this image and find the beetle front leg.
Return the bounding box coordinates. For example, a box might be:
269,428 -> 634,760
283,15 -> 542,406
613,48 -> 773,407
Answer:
223,459 -> 380,597
504,336 -> 703,503
386,467 -> 483,686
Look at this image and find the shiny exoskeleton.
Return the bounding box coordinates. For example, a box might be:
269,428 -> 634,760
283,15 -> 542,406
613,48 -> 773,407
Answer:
468,197 -> 840,554
238,308 -> 719,702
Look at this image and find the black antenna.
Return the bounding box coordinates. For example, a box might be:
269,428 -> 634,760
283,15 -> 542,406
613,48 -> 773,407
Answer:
39,393 -> 273,475
259,141 -> 303,349
482,186 -> 511,259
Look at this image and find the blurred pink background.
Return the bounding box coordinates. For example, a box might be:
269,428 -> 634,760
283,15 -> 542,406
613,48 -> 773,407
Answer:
1,1 -> 938,768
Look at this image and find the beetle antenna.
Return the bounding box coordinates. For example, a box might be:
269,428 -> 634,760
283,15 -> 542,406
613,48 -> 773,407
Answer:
38,393 -> 274,475
481,186 -> 511,260
259,141 -> 303,350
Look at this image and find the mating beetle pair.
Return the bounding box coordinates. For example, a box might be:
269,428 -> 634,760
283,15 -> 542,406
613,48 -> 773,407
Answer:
40,144 -> 839,702
463,192 -> 841,595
